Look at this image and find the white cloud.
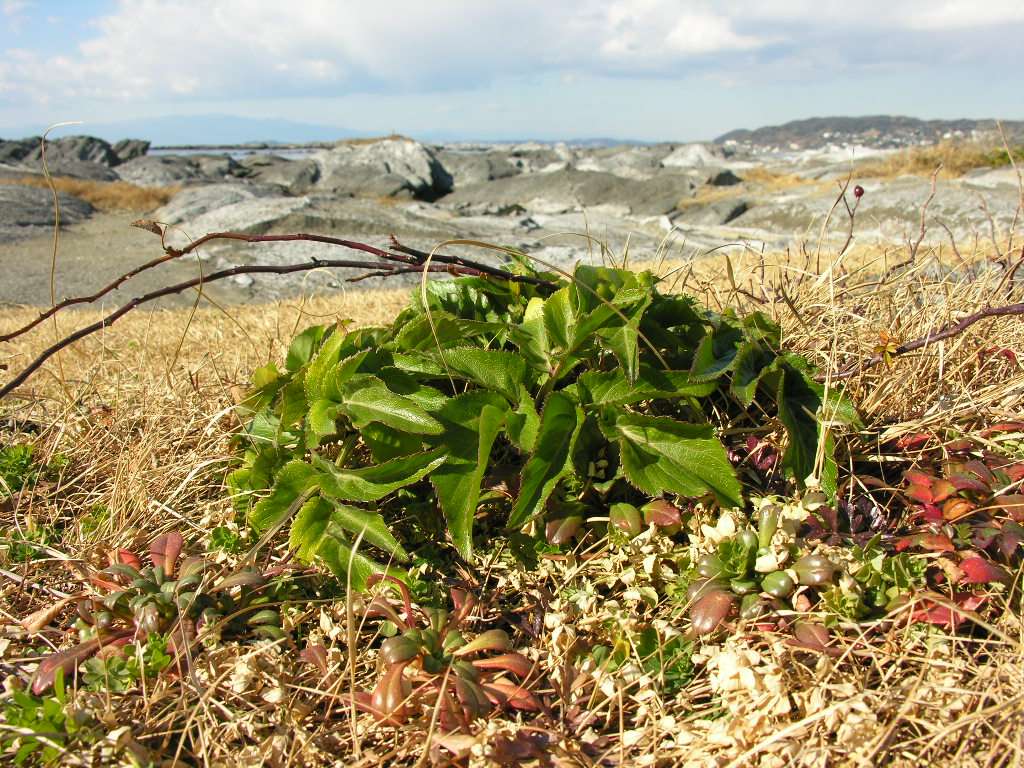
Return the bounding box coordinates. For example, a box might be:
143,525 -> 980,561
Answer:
2,1 -> 29,16
0,0 -> 1020,106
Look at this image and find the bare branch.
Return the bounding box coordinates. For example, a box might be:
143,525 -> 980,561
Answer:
835,302 -> 1024,379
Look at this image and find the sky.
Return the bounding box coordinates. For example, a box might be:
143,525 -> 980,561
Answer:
1,0 -> 1022,144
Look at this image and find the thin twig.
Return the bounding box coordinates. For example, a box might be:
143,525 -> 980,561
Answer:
835,301 -> 1024,378
0,257 -> 504,400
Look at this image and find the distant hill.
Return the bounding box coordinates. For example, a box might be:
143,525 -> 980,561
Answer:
715,115 -> 1024,150
3,114 -> 359,147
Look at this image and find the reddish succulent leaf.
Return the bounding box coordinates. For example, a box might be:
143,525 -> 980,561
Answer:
109,549 -> 143,570
453,629 -> 511,657
690,590 -> 735,635
959,557 -> 1010,585
31,629 -> 134,694
448,587 -> 477,628
919,503 -> 943,523
369,662 -> 412,724
471,652 -> 533,678
642,500 -> 682,528
150,532 -> 184,576
1004,463 -> 1024,483
210,570 -> 266,592
482,679 -> 542,711
367,573 -> 414,628
545,516 -> 583,545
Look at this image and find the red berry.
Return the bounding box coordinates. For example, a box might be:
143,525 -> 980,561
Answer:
853,184 -> 865,198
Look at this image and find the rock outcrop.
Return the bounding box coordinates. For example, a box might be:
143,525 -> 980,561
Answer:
314,139 -> 453,200
0,184 -> 94,241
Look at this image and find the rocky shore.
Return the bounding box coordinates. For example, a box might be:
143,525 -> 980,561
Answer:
1,130 -> 1020,306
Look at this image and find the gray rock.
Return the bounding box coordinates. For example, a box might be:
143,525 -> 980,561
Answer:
115,153 -> 243,187
154,183 -> 290,224
574,145 -> 673,180
23,135 -> 119,167
442,169 -> 698,216
435,149 -> 521,187
0,138 -> 38,164
237,154 -> 319,194
112,139 -> 150,164
672,198 -> 750,226
661,143 -> 725,169
0,184 -> 94,241
314,139 -> 453,200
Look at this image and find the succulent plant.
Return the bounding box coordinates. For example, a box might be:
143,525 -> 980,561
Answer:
29,532 -> 287,694
350,575 -> 540,731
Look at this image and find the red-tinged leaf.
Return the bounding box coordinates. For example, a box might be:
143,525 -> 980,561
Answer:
911,593 -> 986,630
299,643 -> 330,676
919,503 -> 943,523
150,532 -> 184,576
998,522 -> 1024,557
482,679 -> 542,711
963,460 -> 995,485
367,573 -> 414,627
690,590 -> 735,636
918,533 -> 956,552
31,629 -> 134,694
930,479 -> 957,503
210,570 -> 267,592
906,483 -> 936,504
94,636 -> 133,660
471,652 -> 534,678
981,421 -> 1024,436
897,533 -> 955,553
453,629 -> 511,657
545,515 -> 583,545
642,499 -> 682,528
904,469 -> 936,487
109,549 -> 143,569
448,588 -> 477,627
959,557 -> 1010,585
946,438 -> 975,454
454,677 -> 491,719
896,433 -> 932,450
369,662 -> 412,724
995,495 -> 1024,521
948,475 -> 991,494
942,497 -> 976,521
363,596 -> 408,630
1004,463 -> 1024,483
89,574 -> 123,591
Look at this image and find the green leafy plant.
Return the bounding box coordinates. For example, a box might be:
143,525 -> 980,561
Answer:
589,625 -> 694,696
1,670 -> 95,766
81,635 -> 172,692
0,444 -> 36,497
229,264 -> 855,588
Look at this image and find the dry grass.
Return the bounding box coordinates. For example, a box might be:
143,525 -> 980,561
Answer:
337,133 -> 415,147
0,175 -> 178,212
1,194 -> 1022,765
676,167 -> 817,210
856,140 -> 1024,179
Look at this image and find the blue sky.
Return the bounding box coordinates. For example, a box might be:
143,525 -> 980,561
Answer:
1,1 -> 1022,143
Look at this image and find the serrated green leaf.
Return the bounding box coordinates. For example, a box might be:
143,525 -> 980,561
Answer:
250,461 -> 321,532
337,374 -> 444,435
306,399 -> 341,448
608,413 -> 742,508
577,367 -> 716,407
359,422 -> 424,462
689,332 -> 738,382
431,395 -> 508,558
278,375 -> 308,430
509,392 -> 582,528
436,347 -> 527,402
776,366 -> 821,484
506,386 -> 540,451
730,341 -> 772,407
286,325 -> 327,372
316,448 -> 447,502
304,327 -> 349,402
291,496 -> 408,563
